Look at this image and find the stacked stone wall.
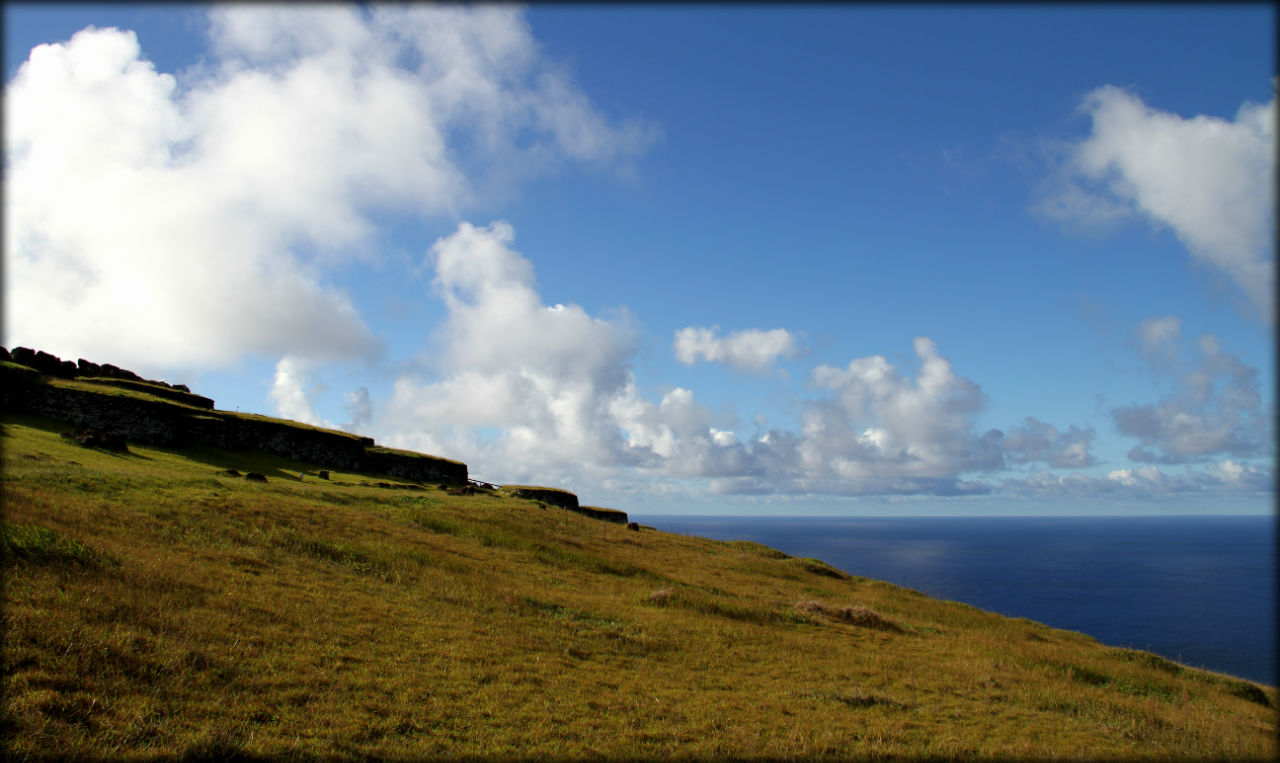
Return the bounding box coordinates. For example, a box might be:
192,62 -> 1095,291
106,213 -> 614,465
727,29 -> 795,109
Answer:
1,359 -> 467,486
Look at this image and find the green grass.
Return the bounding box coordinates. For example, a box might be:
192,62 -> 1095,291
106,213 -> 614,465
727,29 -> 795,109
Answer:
365,444 -> 466,468
1,521 -> 117,568
2,412 -> 1276,759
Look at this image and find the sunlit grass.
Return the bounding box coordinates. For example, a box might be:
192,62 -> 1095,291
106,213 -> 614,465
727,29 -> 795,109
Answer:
2,413 -> 1275,758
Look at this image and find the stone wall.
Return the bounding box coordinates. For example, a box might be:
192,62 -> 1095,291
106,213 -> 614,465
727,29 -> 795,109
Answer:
502,486 -> 579,511
1,363 -> 467,486
576,505 -> 629,525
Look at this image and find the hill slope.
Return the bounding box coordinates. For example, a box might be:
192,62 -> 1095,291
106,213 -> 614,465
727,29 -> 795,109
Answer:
2,403 -> 1277,757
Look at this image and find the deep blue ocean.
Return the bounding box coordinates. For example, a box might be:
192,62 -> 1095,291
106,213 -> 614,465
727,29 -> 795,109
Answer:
634,514 -> 1276,687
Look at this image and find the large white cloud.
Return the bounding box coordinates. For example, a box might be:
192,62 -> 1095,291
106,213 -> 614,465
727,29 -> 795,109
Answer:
801,338 -> 1004,481
296,224 -> 1261,500
1112,316 -> 1270,464
673,326 -> 799,371
376,239 -> 1110,497
1040,85 -> 1276,321
380,221 -> 653,486
4,6 -> 655,372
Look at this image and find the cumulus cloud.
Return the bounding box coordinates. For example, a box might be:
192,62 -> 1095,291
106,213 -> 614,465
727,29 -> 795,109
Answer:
4,6 -> 655,372
1040,85 -> 1276,320
802,338 -> 1003,480
1001,417 -> 1097,468
673,326 -> 799,371
269,355 -> 337,429
1112,317 -> 1270,464
381,248 -> 1113,498
373,235 -> 1260,500
381,221 -> 653,484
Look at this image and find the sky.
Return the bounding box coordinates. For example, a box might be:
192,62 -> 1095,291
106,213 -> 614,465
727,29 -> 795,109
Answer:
3,4 -> 1275,516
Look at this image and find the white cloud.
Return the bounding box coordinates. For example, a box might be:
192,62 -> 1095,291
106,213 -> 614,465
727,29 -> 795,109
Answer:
1040,85 -> 1276,320
1004,460 -> 1273,496
345,387 -> 373,433
1001,417 -> 1096,468
801,338 -> 1003,481
370,238 -> 1259,500
269,355 -> 336,429
673,326 -> 799,371
4,7 -> 655,372
381,221 -> 653,485
1112,318 -> 1270,464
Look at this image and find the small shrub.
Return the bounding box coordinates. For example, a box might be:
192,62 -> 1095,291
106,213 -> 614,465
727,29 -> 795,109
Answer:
835,605 -> 903,633
728,540 -> 790,559
795,600 -> 903,633
792,557 -> 849,579
645,588 -> 675,605
801,689 -> 909,711
1224,679 -> 1272,708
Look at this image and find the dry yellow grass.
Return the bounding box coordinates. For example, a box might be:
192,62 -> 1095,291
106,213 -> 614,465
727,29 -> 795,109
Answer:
2,412 -> 1276,759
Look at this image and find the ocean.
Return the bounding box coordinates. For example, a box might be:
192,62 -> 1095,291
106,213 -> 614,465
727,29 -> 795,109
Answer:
634,514 -> 1276,687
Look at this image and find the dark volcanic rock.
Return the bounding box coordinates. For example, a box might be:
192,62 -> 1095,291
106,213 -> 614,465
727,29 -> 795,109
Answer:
317,470 -> 330,480
10,347 -> 36,367
173,384 -> 191,393
223,469 -> 242,477
244,472 -> 268,482
627,522 -> 640,531
78,359 -> 102,376
32,350 -> 68,376
505,487 -> 579,511
0,346 -> 10,362
99,363 -> 143,382
61,428 -> 129,452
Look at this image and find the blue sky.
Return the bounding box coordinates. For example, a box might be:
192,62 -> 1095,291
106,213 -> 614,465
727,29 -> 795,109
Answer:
4,4 -> 1274,515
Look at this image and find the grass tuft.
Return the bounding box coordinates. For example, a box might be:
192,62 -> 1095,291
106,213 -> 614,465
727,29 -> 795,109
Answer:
1,521 -> 115,568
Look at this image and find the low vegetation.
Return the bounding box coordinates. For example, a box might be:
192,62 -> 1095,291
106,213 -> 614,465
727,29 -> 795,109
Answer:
2,412 -> 1276,759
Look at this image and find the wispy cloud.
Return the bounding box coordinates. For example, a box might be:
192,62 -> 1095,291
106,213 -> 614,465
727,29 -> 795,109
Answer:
1112,316 -> 1271,464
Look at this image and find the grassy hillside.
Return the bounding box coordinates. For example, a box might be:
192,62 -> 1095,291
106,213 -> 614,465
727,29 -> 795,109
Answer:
2,412 -> 1276,759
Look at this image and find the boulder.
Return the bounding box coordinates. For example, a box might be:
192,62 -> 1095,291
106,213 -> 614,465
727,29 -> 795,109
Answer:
317,470 -> 330,480
244,472 -> 268,482
100,363 -> 143,382
78,359 -> 103,376
0,346 -> 10,362
10,347 -> 36,367
33,350 -> 67,376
